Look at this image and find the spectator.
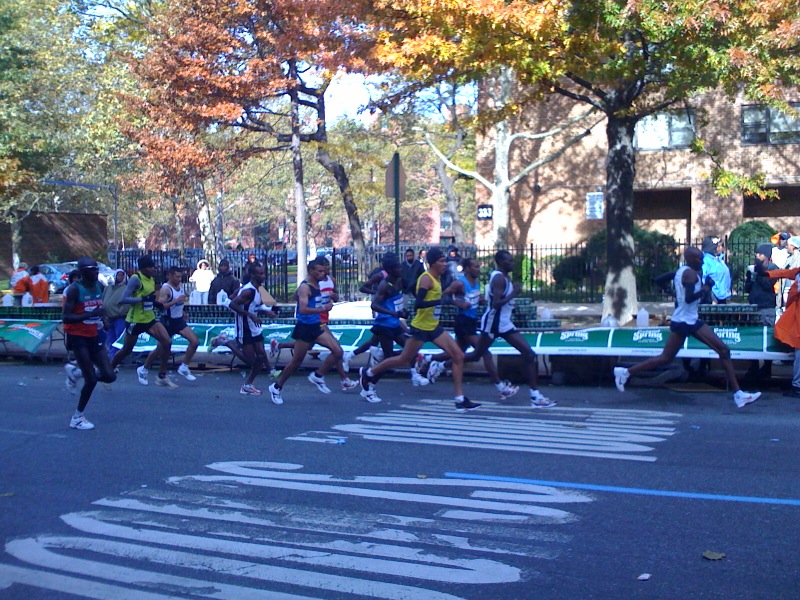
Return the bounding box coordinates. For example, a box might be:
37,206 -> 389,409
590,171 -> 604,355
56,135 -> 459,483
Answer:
766,265 -> 800,397
745,243 -> 778,380
240,253 -> 261,285
209,259 -> 240,304
442,245 -> 461,290
701,236 -> 731,304
401,247 -> 424,304
25,265 -> 50,304
102,269 -> 129,359
189,259 -> 215,303
771,231 -> 791,268
10,262 -> 29,306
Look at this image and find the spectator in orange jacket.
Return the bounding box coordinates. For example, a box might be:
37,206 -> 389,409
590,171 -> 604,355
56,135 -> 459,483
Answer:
25,265 -> 50,304
767,266 -> 800,397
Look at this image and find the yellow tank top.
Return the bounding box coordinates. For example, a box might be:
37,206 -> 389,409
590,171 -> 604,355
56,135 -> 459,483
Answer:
127,273 -> 156,323
410,271 -> 441,331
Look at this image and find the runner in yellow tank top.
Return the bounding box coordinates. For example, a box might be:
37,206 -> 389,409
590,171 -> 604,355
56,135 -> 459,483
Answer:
359,247 -> 481,411
410,270 -> 442,331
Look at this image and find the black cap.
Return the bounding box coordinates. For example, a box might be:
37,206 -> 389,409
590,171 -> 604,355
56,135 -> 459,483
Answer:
138,255 -> 155,269
426,247 -> 445,264
76,257 -> 98,270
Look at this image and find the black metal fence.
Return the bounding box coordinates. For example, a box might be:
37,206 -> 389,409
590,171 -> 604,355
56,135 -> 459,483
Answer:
109,237 -> 766,304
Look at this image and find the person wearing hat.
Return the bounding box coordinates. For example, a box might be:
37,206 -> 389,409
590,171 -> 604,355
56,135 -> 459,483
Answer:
110,255 -> 176,388
208,259 -> 239,305
102,269 -> 129,359
62,257 -> 117,430
744,243 -> 779,381
189,259 -> 215,304
358,246 -> 478,410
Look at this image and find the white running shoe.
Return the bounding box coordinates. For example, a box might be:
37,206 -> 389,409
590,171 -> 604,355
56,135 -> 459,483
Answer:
70,415 -> 94,430
240,383 -> 262,395
269,338 -> 280,358
368,345 -> 384,367
360,386 -> 382,403
177,364 -> 196,381
613,366 -> 629,392
530,390 -> 556,408
415,353 -> 431,374
411,371 -> 430,386
734,390 -> 761,408
211,333 -> 229,348
64,364 -> 79,393
136,366 -> 149,386
308,372 -> 331,394
341,350 -> 355,373
427,361 -> 446,383
155,375 -> 178,389
268,382 -> 284,405
340,377 -> 358,391
497,380 -> 519,399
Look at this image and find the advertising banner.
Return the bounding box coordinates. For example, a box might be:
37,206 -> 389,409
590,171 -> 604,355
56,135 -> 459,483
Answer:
0,320 -> 60,354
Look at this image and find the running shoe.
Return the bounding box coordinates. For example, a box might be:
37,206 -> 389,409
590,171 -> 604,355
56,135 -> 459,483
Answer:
340,377 -> 359,392
368,345 -> 384,367
360,385 -> 382,403
241,383 -> 263,396
415,353 -> 431,374
308,372 -> 331,394
530,390 -> 556,408
69,415 -> 94,430
411,371 -> 430,386
269,338 -> 280,358
268,382 -> 284,404
734,390 -> 761,408
211,333 -> 229,348
155,375 -> 178,389
427,360 -> 446,383
136,365 -> 149,386
613,366 -> 629,392
341,350 -> 355,373
64,364 -> 78,393
455,398 -> 481,412
497,380 -> 519,399
359,367 -> 373,391
177,364 -> 196,381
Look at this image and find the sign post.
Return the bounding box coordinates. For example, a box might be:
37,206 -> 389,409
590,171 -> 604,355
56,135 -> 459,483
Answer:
385,152 -> 406,257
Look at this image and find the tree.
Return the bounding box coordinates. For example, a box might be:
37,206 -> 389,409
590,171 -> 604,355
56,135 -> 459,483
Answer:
362,0 -> 800,323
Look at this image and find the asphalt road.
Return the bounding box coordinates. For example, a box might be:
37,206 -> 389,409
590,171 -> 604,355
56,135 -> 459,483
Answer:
0,356 -> 799,599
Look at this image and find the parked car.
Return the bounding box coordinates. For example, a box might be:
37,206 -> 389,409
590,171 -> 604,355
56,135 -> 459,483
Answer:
38,263 -> 78,294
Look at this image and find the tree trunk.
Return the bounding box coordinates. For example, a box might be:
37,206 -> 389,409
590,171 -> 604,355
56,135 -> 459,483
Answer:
192,178 -> 218,267
170,197 -> 185,255
433,160 -> 465,244
316,147 -> 369,280
289,72 -> 307,284
602,114 -> 638,325
491,117 -> 511,245
10,213 -> 22,269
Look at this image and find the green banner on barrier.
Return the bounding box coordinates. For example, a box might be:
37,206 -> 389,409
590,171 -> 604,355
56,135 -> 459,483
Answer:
0,319 -> 59,353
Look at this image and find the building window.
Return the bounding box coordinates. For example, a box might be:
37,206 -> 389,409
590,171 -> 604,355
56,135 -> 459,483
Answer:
440,211 -> 453,232
742,103 -> 800,144
634,110 -> 695,150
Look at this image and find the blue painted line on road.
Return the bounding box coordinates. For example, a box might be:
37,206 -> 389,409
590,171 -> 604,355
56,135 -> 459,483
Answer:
444,472 -> 800,507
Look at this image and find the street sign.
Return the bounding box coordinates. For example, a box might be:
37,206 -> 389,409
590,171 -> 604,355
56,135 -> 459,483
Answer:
586,192 -> 604,220
477,204 -> 493,220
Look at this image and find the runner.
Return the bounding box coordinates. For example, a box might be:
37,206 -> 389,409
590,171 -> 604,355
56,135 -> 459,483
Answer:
359,247 -> 478,411
151,266 -> 198,382
317,257 -> 358,391
62,257 -> 117,430
110,255 -> 175,388
229,263 -> 276,396
613,246 -> 762,408
421,257 -> 518,398
268,259 -> 345,405
369,254 -> 430,387
461,250 -> 555,408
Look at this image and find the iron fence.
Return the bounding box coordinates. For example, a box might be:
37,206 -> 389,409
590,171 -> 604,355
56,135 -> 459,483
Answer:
109,237 -> 767,303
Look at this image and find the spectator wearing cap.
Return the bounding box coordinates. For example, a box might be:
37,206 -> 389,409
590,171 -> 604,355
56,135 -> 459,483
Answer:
209,259 -> 240,305
771,231 -> 791,268
401,247 -> 424,306
701,236 -> 731,304
189,259 -> 215,304
745,243 -> 779,381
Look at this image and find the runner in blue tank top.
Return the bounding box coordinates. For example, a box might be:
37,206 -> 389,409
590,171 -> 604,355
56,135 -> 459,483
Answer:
268,258 -> 346,405
613,246 -> 761,408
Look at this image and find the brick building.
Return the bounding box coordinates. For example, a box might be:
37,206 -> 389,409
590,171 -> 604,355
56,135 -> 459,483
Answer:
475,89 -> 800,246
